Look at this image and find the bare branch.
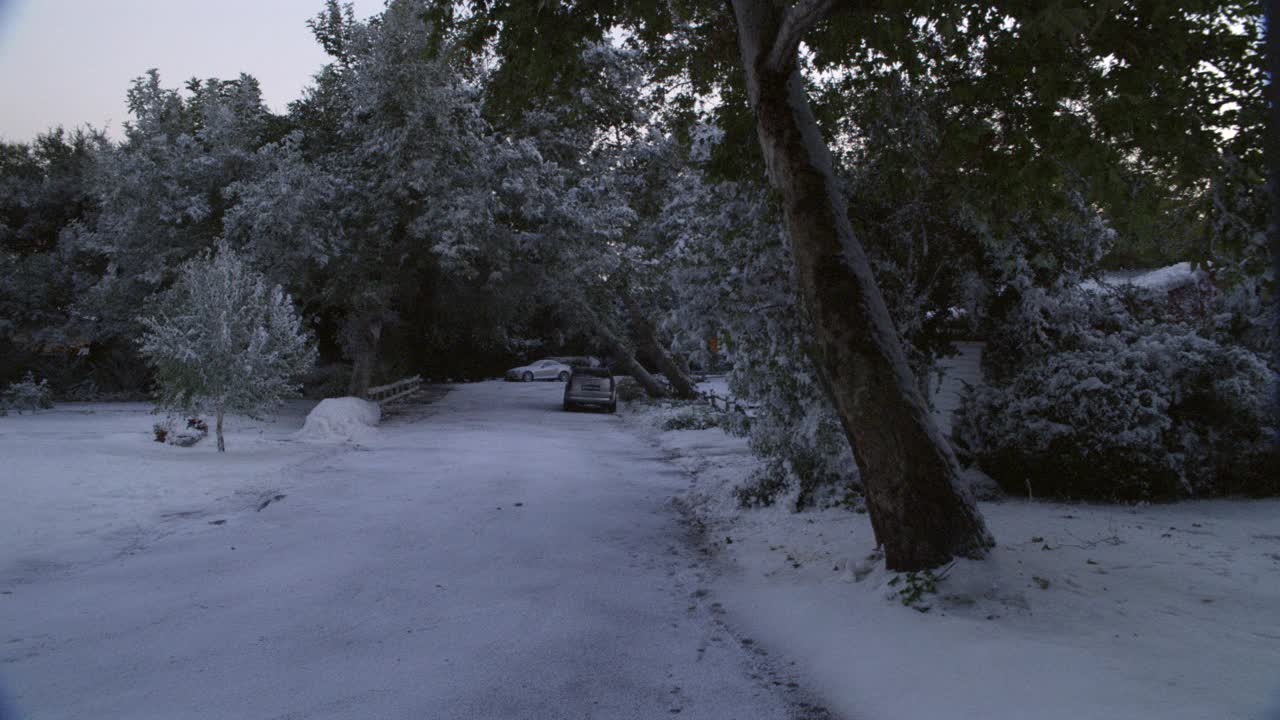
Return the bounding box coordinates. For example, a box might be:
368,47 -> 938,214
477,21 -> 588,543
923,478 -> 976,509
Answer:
765,0 -> 836,72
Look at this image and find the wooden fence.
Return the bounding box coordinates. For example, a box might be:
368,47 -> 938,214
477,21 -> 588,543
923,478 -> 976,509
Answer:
366,375 -> 422,405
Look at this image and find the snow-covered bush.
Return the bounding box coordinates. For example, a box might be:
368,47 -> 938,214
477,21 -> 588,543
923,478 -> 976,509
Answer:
139,244 -> 316,452
661,407 -> 723,431
2,372 -> 54,414
955,287 -> 1276,499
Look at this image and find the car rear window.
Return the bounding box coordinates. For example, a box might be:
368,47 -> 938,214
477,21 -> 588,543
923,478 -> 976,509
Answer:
574,367 -> 612,379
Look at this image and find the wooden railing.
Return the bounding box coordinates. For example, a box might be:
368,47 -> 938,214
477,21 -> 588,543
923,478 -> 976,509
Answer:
366,375 -> 422,405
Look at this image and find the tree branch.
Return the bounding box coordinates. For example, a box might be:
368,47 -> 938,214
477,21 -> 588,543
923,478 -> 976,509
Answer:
765,0 -> 836,72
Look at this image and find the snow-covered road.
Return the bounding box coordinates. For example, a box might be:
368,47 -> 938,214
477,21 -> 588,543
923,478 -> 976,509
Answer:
1,382 -> 816,719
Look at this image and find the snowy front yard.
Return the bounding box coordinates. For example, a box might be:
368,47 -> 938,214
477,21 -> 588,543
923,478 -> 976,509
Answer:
631,396 -> 1280,720
4,382 -> 1277,720
1,383 -> 818,719
1,401 -> 326,573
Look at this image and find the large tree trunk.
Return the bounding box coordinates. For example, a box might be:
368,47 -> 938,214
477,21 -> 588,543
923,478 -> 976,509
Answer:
616,347 -> 670,398
574,301 -> 670,398
624,295 -> 700,399
730,0 -> 992,570
601,328 -> 670,399
346,317 -> 383,397
215,403 -> 226,453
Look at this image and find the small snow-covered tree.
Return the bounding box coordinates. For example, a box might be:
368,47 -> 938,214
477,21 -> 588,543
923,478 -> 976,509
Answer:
139,244 -> 315,452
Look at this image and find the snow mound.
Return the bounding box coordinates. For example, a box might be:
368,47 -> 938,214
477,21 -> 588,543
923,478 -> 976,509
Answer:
293,397 -> 381,443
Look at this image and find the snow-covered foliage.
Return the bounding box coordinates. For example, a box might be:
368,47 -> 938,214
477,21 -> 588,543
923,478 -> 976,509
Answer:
663,172 -> 857,509
661,406 -> 723,432
73,71 -> 272,350
138,244 -> 316,451
955,285 -> 1276,499
658,74 -> 1129,511
0,129 -> 99,390
224,0 -> 504,389
1,371 -> 54,414
662,86 -> 1118,510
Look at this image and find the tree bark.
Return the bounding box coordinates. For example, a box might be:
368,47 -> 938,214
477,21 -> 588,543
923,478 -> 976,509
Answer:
215,404 -> 225,453
346,317 -> 383,397
729,0 -> 993,570
624,295 -> 700,399
602,327 -> 670,399
569,300 -> 670,398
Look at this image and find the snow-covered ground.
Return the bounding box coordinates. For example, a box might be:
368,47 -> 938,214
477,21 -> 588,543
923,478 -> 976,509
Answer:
1,400 -> 325,574
628,395 -> 1280,720
0,384 -> 823,719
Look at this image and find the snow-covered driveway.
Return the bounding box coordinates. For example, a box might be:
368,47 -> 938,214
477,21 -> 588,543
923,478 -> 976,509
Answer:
1,382 -> 811,719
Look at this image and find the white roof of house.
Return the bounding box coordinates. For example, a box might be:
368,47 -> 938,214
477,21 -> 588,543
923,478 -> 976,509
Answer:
1080,262 -> 1206,294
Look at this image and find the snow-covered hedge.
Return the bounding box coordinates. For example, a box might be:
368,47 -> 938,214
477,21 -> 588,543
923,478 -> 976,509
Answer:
955,288 -> 1276,499
1,372 -> 54,415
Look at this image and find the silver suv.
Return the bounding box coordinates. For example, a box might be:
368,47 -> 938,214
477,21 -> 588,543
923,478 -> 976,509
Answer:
563,367 -> 617,413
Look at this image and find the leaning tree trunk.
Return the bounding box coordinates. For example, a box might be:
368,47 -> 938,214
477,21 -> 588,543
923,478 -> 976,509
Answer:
602,329 -> 670,399
575,301 -> 670,399
624,295 -> 700,399
568,298 -> 670,397
346,317 -> 383,398
730,0 -> 992,570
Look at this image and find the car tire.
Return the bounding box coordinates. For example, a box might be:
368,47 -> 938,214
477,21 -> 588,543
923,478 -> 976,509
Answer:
522,371 -> 533,382
557,371 -> 569,382
563,401 -> 574,412
607,401 -> 617,414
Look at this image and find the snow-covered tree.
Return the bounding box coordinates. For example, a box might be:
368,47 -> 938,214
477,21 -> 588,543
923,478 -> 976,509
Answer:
226,0 -> 499,394
0,128 -> 99,389
66,71 -> 277,391
475,40 -> 692,396
139,244 -> 315,452
429,0 -> 1265,569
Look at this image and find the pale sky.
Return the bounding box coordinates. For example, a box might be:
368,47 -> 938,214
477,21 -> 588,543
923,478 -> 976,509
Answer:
0,0 -> 385,142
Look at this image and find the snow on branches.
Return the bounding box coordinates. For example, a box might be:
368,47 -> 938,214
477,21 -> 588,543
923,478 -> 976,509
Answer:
139,244 -> 315,451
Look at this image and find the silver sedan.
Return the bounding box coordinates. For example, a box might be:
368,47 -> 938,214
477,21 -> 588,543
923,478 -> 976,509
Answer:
505,359 -> 572,382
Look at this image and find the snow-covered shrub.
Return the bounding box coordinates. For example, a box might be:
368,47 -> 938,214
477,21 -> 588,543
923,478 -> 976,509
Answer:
2,372 -> 54,413
662,175 -> 859,509
955,287 -> 1276,499
661,407 -> 723,431
728,363 -> 858,509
